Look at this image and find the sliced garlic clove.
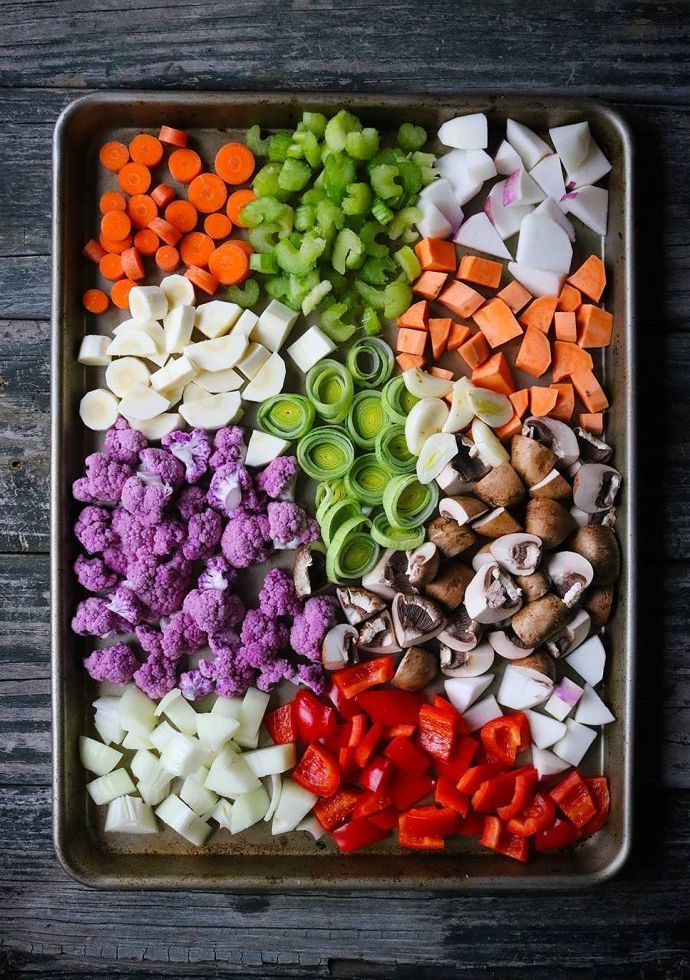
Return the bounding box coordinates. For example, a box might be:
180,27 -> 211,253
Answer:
442,377 -> 475,432
468,386 -> 514,428
416,432 -> 458,485
405,398 -> 450,456
403,367 -> 454,399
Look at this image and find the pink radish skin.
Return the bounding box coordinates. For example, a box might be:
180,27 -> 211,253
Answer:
485,181 -> 534,240
503,168 -> 545,209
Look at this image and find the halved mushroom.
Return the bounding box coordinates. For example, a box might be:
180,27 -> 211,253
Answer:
575,427 -> 613,464
530,469 -> 572,500
525,497 -> 576,549
391,593 -> 447,648
464,560 -> 523,625
488,627 -> 535,660
392,646 -> 438,691
440,640 -> 494,677
473,462 -> 526,509
427,514 -> 477,558
472,507 -> 523,539
438,605 -> 483,652
293,543 -> 329,599
336,586 -> 387,627
322,624 -> 358,670
406,542 -> 440,589
545,551 -> 594,607
472,543 -> 495,571
452,435 -> 493,483
523,416 -> 580,468
570,504 -> 591,528
436,460 -> 475,496
439,495 -> 489,526
424,561 -> 474,609
490,533 -> 542,576
357,610 -> 401,655
572,463 -> 622,514
583,585 -> 615,628
510,593 -> 571,647
362,549 -> 408,599
570,525 -> 620,586
511,434 -> 557,486
545,608 -> 591,658
515,569 -> 551,602
512,651 -> 557,682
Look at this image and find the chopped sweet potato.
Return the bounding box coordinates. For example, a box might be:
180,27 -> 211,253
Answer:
458,254 -> 503,289
429,366 -> 454,381
515,325 -> 552,378
509,389 -> 530,419
549,382 -> 575,421
554,311 -> 577,343
439,280 -> 485,319
413,270 -> 448,300
518,295 -> 558,334
552,341 -> 594,382
415,237 -> 457,273
471,351 -> 515,396
576,305 -> 614,348
428,317 -> 452,360
458,332 -> 490,370
571,370 -> 609,412
495,413 -> 523,441
396,327 -> 427,356
446,322 -> 472,351
473,298 -> 523,348
530,386 -> 559,416
396,353 -> 425,372
397,300 -> 429,330
498,280 -> 532,314
557,283 -> 582,313
578,412 -> 604,434
568,255 -> 606,302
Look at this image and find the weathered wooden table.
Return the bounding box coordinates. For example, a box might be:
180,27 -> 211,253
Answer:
1,2 -> 689,976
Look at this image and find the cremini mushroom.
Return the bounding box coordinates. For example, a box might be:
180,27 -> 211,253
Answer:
437,605 -> 483,652
405,542 -> 440,589
583,585 -> 615,628
511,434 -> 557,486
525,497 -> 576,549
545,608 -> 591,658
293,543 -> 329,598
424,561 -> 474,609
392,646 -> 438,691
322,624 -> 358,670
362,549 -> 408,599
570,525 -> 620,586
436,435 -> 491,494
512,651 -> 557,682
440,641 -> 494,677
515,569 -> 551,602
439,495 -> 489,526
529,469 -> 572,500
473,462 -> 526,509
488,627 -> 535,660
391,593 -> 447,648
336,586 -> 387,627
472,543 -> 495,571
427,514 -> 477,557
357,610 -> 401,655
472,507 -> 523,538
510,593 -> 571,647
490,533 -> 543,576
523,416 -> 580,468
545,551 -> 594,607
575,427 -> 613,464
464,560 -> 523,625
572,463 -> 622,515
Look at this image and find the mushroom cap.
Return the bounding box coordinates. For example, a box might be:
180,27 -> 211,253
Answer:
510,593 -> 571,647
439,495 -> 489,526
583,585 -> 615,628
570,525 -> 620,586
529,468 -> 572,500
427,514 -> 477,558
525,497 -> 576,550
545,551 -> 594,607
322,624 -> 359,670
464,561 -> 523,625
472,507 -> 524,539
362,549 -> 405,599
474,462 -> 526,509
512,651 -> 557,682
424,560 -> 474,609
392,645 -> 438,691
487,628 -> 535,660
391,592 -> 447,648
515,569 -> 551,602
440,640 -> 494,677
472,543 -> 495,572
336,586 -> 387,627
511,434 -> 557,486
523,416 -> 580,468
490,533 -> 543,576
406,542 -> 440,588
545,608 -> 591,658
575,427 -> 613,464
573,463 -> 622,515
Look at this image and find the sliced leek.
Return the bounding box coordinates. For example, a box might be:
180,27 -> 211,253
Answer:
258,393 -> 315,440
382,375 -> 419,423
318,496 -> 362,547
344,453 -> 390,507
345,337 -> 394,389
371,513 -> 425,550
346,390 -> 386,449
314,478 -> 346,514
305,358 -> 354,423
326,515 -> 380,583
375,423 -> 416,474
297,426 -> 355,480
383,474 -> 439,528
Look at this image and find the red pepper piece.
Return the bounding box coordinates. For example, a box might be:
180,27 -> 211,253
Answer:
368,807 -> 399,830
471,767 -> 532,814
496,768 -> 538,820
294,688 -> 337,742
404,804 -> 457,837
506,791 -> 556,837
313,786 -> 361,830
456,810 -> 485,837
331,816 -> 390,852
348,714 -> 368,747
437,735 -> 479,783
456,763 -> 505,795
480,711 -> 531,766
357,689 -> 423,727
338,746 -> 358,783
352,788 -> 392,819
433,694 -> 469,734
534,817 -> 580,852
388,771 -> 435,811
549,770 -> 597,829
435,776 -> 469,817
353,722 -> 383,769
329,679 -> 361,720
398,812 -> 446,850
383,736 -> 431,776
264,702 -> 298,745
479,816 -> 530,863
322,721 -> 351,753
417,704 -> 457,762
333,656 -> 395,699
292,743 -> 341,797
383,723 -> 417,738
359,754 -> 393,794
578,776 -> 610,839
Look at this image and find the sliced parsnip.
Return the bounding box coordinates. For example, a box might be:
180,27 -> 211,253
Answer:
78,335 -> 111,366
105,356 -> 151,398
179,390 -> 242,428
79,389 -> 120,430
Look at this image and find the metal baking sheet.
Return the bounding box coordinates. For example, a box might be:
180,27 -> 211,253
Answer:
51,92 -> 635,889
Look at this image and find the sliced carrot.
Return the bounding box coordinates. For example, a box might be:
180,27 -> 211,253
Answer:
472,351 -> 515,396
185,265 -> 219,295
159,125 -> 188,148
446,322 -> 472,351
208,242 -> 250,285
151,183 -> 176,208
396,328 -> 427,357
227,189 -> 257,227
397,301 -> 429,330
82,288 -> 109,314
169,148 -> 203,183
554,311 -> 577,343
413,270 -> 447,301
429,317 -> 452,359
509,389 -> 530,419
127,194 -> 158,230
495,413 -> 523,441
458,255 -> 502,289
82,238 -> 106,264
148,216 -> 182,247
165,199 -> 199,233
133,228 -> 160,256
396,353 -> 425,372
100,210 -> 131,242
515,325 -> 551,378
568,255 -> 606,302
228,238 -> 253,258
578,412 -> 604,435
130,133 -> 164,168
438,280 -> 484,319
473,298 -> 523,349
110,278 -> 136,310
118,162 -> 152,195
571,370 -> 609,413
120,246 -> 146,281
557,283 -> 581,313
99,190 -> 126,214
576,305 -> 614,348
518,295 -> 558,334
497,280 -> 532,314
458,332 -> 490,370
549,382 -> 575,421
215,142 -> 256,185
530,386 -> 559,416
188,173 -> 228,214
156,245 -> 180,273
551,341 -> 594,383
429,366 -> 454,381
180,231 -> 215,269
414,237 -> 456,273
99,233 -> 132,255
99,141 -> 129,173
204,212 -> 233,240
98,253 -> 124,281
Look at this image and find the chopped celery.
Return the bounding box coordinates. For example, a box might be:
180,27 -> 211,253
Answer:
253,163 -> 289,200
387,206 -> 423,240
316,198 -> 345,236
227,279 -> 260,308
325,269 -> 349,297
302,186 -> 326,206
412,151 -> 436,169
275,234 -> 327,276
324,110 -> 362,152
268,132 -> 293,162
301,111 -> 328,138
292,130 -> 322,168
360,221 -> 388,257
394,245 -> 422,282
345,127 -> 380,161
395,157 -> 423,197
370,164 -> 403,201
239,196 -> 285,227
302,279 -> 333,315
402,225 -> 421,244
321,301 -> 357,343
295,204 -> 317,231
362,306 -> 382,336
341,182 -> 372,216
277,204 -> 295,239
323,153 -> 357,204
354,279 -> 386,310
332,229 -> 364,275
248,223 -> 280,253
278,158 -> 312,192
383,279 -> 412,319
264,276 -> 291,303
397,123 -> 427,151
287,270 -> 320,310
250,251 -> 279,274
246,125 -> 269,157
360,255 -> 396,286
371,198 -> 394,225
369,148 -> 398,170
420,166 -> 438,186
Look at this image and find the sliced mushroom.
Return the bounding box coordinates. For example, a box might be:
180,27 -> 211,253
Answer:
545,551 -> 594,607
473,462 -> 526,509
583,585 -> 615,628
293,543 -> 329,598
490,533 -> 542,576
439,495 -> 489,525
438,605 -> 483,652
472,543 -> 495,571
575,427 -> 613,464
511,434 -> 557,485
512,651 -> 557,682
427,514 -> 477,558
472,507 -> 523,539
530,469 -> 572,500
436,461 -> 473,496
515,569 -> 551,602
357,610 -> 401,655
488,627 -> 535,660
510,593 -> 571,647
454,435 -> 493,482
464,560 -> 523,625
391,593 -> 447,648
336,586 -> 387,627
572,463 -> 622,514
362,549 -> 408,599
523,416 -> 580,468
440,641 -> 494,677
392,646 -> 438,691
322,624 -> 358,670
525,497 -> 576,549
570,525 -> 620,586
545,608 -> 591,658
424,561 -> 474,609
406,542 -> 440,589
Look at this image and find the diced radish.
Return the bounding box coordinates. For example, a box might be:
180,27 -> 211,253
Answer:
516,214 -> 573,275
453,212 -> 512,259
574,685 -> 616,726
507,261 -> 566,298
566,635 -> 606,686
463,695 -> 503,732
484,181 -> 534,240
563,137 -> 611,187
417,199 -> 453,239
419,178 -> 464,230
561,185 -> 608,236
502,168 -> 545,208
533,197 -> 575,242
529,154 -> 566,204
465,149 -> 497,183
438,112 -> 488,150
437,149 -> 484,205
544,678 -> 584,721
552,719 -> 597,766
531,745 -> 571,780
444,674 -> 494,713
494,139 -> 522,176
549,122 -> 591,172
524,709 -> 567,750
506,119 -> 551,170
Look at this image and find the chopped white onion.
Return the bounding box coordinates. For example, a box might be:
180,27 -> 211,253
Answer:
117,685 -> 156,737
196,712 -> 240,750
180,770 -> 219,817
212,696 -> 243,719
296,814 -> 327,841
87,768 -> 136,806
272,779 -> 318,835
243,743 -> 297,778
264,773 -> 283,822
212,799 -> 234,830
79,736 -> 123,776
205,747 -> 261,798
234,689 -> 270,748
121,730 -> 154,751
149,720 -> 177,754
231,785 -> 270,833
156,794 -> 211,846
105,795 -> 157,834
159,731 -> 207,778
92,695 -> 124,746
155,689 -> 198,735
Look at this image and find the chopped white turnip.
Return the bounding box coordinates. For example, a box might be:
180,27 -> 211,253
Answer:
502,168 -> 545,209
531,745 -> 571,780
549,121 -> 591,173
453,212 -> 512,259
444,674 -> 494,713
484,181 -> 534,240
566,635 -> 606,686
524,710 -> 567,750
497,664 -> 554,710
561,185 -> 609,236
533,197 -> 575,241
437,149 -> 484,205
417,199 -> 453,239
438,112 -> 488,150
465,149 -> 497,183
507,261 -> 566,297
552,719 -> 597,766
563,137 -> 612,187
419,178 -> 464,230
544,677 -> 584,722
516,214 -> 573,275
462,695 -> 503,732
494,139 -> 522,176
574,685 -> 616,726
506,119 -> 551,170
529,154 -> 566,204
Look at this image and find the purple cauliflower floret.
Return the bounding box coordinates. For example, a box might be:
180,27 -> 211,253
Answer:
238,609 -> 290,669
107,583 -> 145,626
258,568 -> 302,619
221,511 -> 271,568
72,452 -> 133,504
176,485 -> 207,520
120,476 -> 173,526
255,657 -> 296,692
138,447 -> 185,489
162,428 -> 211,484
153,518 -> 187,557
199,632 -> 255,696
103,418 -> 148,466
209,426 -> 246,470
178,669 -> 214,701
102,546 -> 129,577
296,662 -> 329,695
135,623 -> 163,656
207,631 -> 241,659
111,508 -> 153,557
183,509 -> 223,561
133,649 -> 177,699
290,595 -> 339,662
207,462 -> 263,516
74,506 -> 116,555
126,553 -> 193,620
72,597 -> 127,637
74,554 -> 118,594
197,556 -> 237,592
161,611 -> 207,661
83,641 -> 139,684
256,456 -> 298,501
183,587 -> 245,634
267,501 -> 320,550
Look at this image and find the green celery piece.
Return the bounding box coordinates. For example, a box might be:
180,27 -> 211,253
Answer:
268,132 -> 293,162
323,153 -> 357,204
248,223 -> 280,253
361,306 -> 382,336
316,198 -> 345,236
301,111 -> 328,138
295,204 -> 317,232
325,269 -> 349,297
412,151 -> 436,169
397,123 -> 427,151
278,158 -> 312,192
227,279 -> 260,308
371,198 -> 394,225
264,276 -> 291,303
394,245 -> 422,282
420,166 -> 438,186
332,228 -> 364,275
383,279 -> 412,319
302,279 -> 333,315
253,163 -> 290,200
245,125 -> 269,157
360,255 -> 396,286
388,206 -> 423,240
287,270 -> 320,310
342,182 -> 373,216
395,157 -> 423,197
369,148 -> 398,170
402,226 -> 421,244
353,279 -> 386,310
345,127 -> 380,161
239,195 -> 285,228
250,251 -> 279,274
275,234 -> 326,276
324,109 -> 362,152
277,204 -> 295,239
370,164 -> 403,201
302,186 -> 326,206
293,130 -> 322,168
320,301 -> 357,342
360,221 -> 388,257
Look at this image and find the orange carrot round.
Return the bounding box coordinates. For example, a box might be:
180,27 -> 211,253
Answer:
156,245 -> 180,273
147,216 -> 182,247
120,246 -> 146,281
82,288 -> 109,314
204,212 -> 232,240
111,278 -> 137,310
127,194 -> 158,229
99,253 -> 124,281
118,162 -> 152,195
169,148 -> 202,183
99,233 -> 132,255
226,238 -> 252,258
180,231 -> 214,268
214,142 -> 255,185
159,125 -> 188,148
82,238 -> 106,264
99,141 -> 129,173
99,190 -> 126,214
165,199 -> 198,233
151,182 -> 176,208
133,228 -> 160,256
208,242 -> 249,285
188,173 -> 228,214
185,265 -> 218,295
100,210 -> 132,242
130,133 -> 164,168
226,189 -> 256,227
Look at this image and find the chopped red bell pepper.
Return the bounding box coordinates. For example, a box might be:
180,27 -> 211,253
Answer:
323,714 -> 367,753
579,776 -> 610,839
353,721 -> 383,768
347,713 -> 368,747
433,695 -> 469,733
388,770 -> 435,811
264,702 -> 298,745
471,766 -> 532,814
496,767 -> 538,820
368,807 -> 399,830
313,786 -> 361,830
404,804 -> 457,837
436,735 -> 479,782
331,816 -> 390,852
416,704 -> 457,762
456,763 -> 505,795
292,742 -> 341,797
294,688 -> 337,742
456,811 -> 485,837
434,776 -> 469,817
338,746 -> 358,783
352,788 -> 392,819
357,689 -> 423,727
383,736 -> 431,776
398,812 -> 445,850
332,656 -> 395,699
549,770 -> 597,829
534,817 -> 580,852
329,679 -> 361,719
506,791 -> 556,837
479,816 -> 530,863
480,711 -> 530,766
383,723 -> 417,738
359,753 -> 393,794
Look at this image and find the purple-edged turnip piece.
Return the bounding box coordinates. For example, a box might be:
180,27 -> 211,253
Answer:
506,119 -> 551,170
419,178 -> 464,230
544,677 -> 584,721
484,181 -> 534,240
463,694 -> 502,732
529,154 -> 566,204
494,139 -> 522,176
417,200 -> 453,239
508,261 -> 566,298
561,185 -> 608,236
453,213 -> 512,259
552,719 -> 597,766
531,745 -> 571,780
465,149 -> 497,183
524,708 -> 567,749
497,663 -> 554,710
502,168 -> 545,208
516,214 -> 573,275
563,137 -> 612,187
437,150 -> 484,206
549,122 -> 591,172
566,634 -> 606,686
438,112 -> 488,150
533,197 -> 576,241
444,674 -> 494,713
574,684 -> 615,726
